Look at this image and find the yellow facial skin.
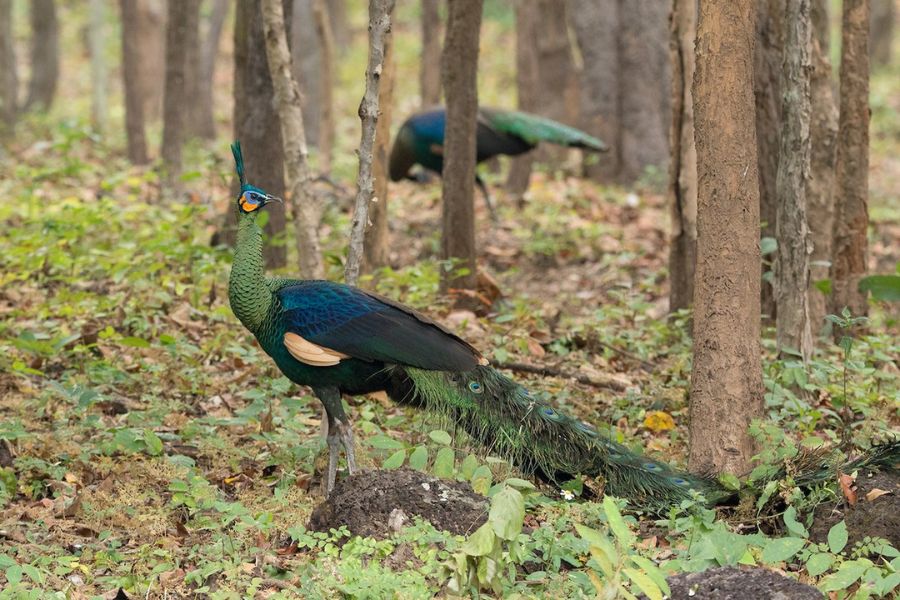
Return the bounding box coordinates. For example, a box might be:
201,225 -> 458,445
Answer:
240,193 -> 261,213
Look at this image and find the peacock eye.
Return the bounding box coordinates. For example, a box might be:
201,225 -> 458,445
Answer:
468,381 -> 483,394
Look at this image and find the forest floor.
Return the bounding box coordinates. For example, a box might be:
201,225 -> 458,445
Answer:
1,3 -> 899,599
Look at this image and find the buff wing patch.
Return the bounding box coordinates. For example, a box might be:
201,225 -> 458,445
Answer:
284,332 -> 350,366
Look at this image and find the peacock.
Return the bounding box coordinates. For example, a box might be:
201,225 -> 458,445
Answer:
389,106 -> 609,220
228,142 -> 897,509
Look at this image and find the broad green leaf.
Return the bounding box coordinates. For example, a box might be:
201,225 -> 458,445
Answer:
471,465 -> 493,495
819,560 -> 868,592
432,447 -> 455,478
805,552 -> 834,577
458,454 -> 479,481
143,430 -> 164,456
429,430 -> 452,446
828,520 -> 848,554
760,237 -> 777,255
630,556 -> 671,597
761,536 -> 806,564
783,506 -> 809,538
602,496 -> 635,546
461,522 -> 496,557
501,478 -> 535,490
120,336 -> 151,348
382,449 -> 405,470
368,435 -> 405,450
489,486 -> 524,540
858,274 -> 900,302
623,567 -> 662,600
409,445 -> 428,471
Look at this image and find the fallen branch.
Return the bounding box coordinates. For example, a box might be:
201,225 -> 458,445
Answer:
491,360 -> 629,392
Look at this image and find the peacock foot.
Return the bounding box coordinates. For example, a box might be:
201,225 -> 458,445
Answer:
324,421 -> 357,495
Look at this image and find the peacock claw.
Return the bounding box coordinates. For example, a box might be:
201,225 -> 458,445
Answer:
323,421 -> 357,495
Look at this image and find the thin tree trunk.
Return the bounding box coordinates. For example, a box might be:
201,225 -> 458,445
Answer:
689,0 -> 763,475
534,0 -> 578,167
420,0 -> 442,107
192,0 -> 229,140
775,0 -> 813,361
162,0 -> 201,191
506,0 -> 539,197
25,0 -> 59,112
261,0 -> 324,280
120,0 -> 149,164
313,0 -> 336,175
754,0 -> 783,322
831,0 -> 870,322
135,0 -> 166,123
807,0 -> 838,335
229,0 -> 288,268
439,0 -> 483,298
88,0 -> 107,131
870,0 -> 894,66
0,0 -> 18,135
327,0 -> 349,51
668,0 -> 698,313
365,38 -> 395,271
291,0 -> 322,145
346,0 -> 396,286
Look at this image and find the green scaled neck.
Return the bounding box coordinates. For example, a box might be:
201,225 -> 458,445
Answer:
229,212 -> 272,332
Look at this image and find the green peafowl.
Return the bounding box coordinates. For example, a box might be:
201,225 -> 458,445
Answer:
389,106 -> 609,220
228,142 -> 897,507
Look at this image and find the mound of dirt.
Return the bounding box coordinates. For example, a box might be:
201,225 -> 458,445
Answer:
810,469 -> 900,549
308,468 -> 488,538
641,566 -> 822,600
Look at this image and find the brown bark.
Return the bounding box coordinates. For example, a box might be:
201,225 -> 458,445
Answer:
25,0 -> 59,112
439,0 -> 483,298
774,0 -> 813,361
230,0 -> 288,268
807,0 -> 838,335
313,0 -> 336,175
88,0 -> 107,131
870,0 -> 894,66
506,0 -> 539,196
689,0 -> 763,475
162,0 -> 201,191
135,0 -> 166,123
831,0 -> 870,321
420,0 -> 442,107
192,0 -> 229,140
291,0 -> 322,145
0,0 -> 18,135
120,0 -> 149,164
365,39 -> 395,271
668,0 -> 698,313
261,0 -> 324,279
327,0 -> 349,51
346,0 -> 396,286
754,0 -> 783,321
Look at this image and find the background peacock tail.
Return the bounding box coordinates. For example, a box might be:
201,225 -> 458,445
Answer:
483,108 -> 609,152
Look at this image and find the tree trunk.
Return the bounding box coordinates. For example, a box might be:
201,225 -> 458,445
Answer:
807,0 -> 838,335
135,0 -> 166,123
506,0 -> 539,197
261,0 -> 324,279
313,0 -> 335,175
439,0 -> 482,298
291,0 -> 323,146
0,0 -> 18,135
689,0 -> 763,475
774,0 -> 813,361
754,0 -> 783,322
229,0 -> 288,268
120,0 -> 149,164
25,0 -> 59,112
668,0 -> 698,313
366,38 -> 395,270
192,0 -> 229,140
162,0 -> 201,191
870,0 -> 894,66
831,0 -> 870,322
420,0 -> 442,107
327,0 -> 349,51
88,0 -> 107,131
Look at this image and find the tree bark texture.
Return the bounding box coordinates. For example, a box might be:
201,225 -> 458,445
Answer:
88,0 -> 107,131
261,0 -> 324,280
754,0 -> 783,322
0,0 -> 17,135
231,0 -> 288,268
668,0 -> 698,313
327,0 -> 349,51
162,0 -> 201,191
291,0 -> 323,145
689,0 -> 764,476
870,0 -> 894,66
345,0 -> 396,287
439,0 -> 483,297
807,0 -> 838,335
420,0 -> 442,107
134,0 -> 166,123
831,0 -> 870,321
313,0 -> 336,175
506,0 -> 539,196
120,0 -> 149,164
568,0 -> 670,184
365,39 -> 395,271
25,0 -> 59,112
193,0 -> 230,140
774,0 -> 813,361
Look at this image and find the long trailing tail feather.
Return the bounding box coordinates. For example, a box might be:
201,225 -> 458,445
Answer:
483,108 -> 609,153
386,365 -> 898,512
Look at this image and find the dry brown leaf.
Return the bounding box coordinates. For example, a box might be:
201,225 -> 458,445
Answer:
526,337 -> 546,358
838,472 -> 857,505
865,488 -> 891,502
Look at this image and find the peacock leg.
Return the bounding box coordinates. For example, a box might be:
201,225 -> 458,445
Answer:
315,386 -> 356,493
475,175 -> 498,223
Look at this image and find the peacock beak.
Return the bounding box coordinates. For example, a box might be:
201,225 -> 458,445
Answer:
264,194 -> 283,205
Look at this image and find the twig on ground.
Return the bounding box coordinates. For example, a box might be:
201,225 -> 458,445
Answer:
491,360 -> 629,392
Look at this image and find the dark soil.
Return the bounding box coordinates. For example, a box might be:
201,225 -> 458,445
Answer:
642,566 -> 822,600
307,468 -> 488,538
809,469 -> 900,549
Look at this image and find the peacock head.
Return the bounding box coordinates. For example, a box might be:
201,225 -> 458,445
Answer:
231,141 -> 282,215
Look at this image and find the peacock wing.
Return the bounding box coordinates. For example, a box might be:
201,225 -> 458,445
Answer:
276,281 -> 486,372
479,107 -> 608,153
